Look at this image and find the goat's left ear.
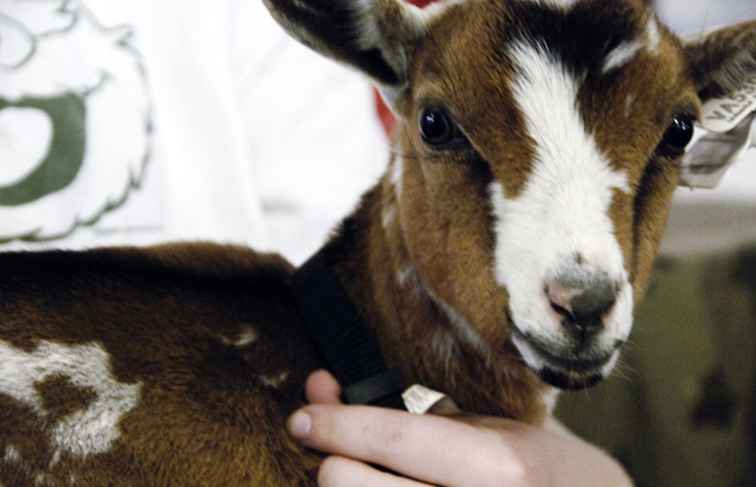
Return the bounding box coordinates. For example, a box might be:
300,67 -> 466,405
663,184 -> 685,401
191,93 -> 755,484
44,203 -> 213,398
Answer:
684,20 -> 756,101
262,0 -> 432,111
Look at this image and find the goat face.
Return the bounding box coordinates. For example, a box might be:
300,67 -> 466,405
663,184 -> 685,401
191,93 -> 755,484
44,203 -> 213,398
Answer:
265,0 -> 756,390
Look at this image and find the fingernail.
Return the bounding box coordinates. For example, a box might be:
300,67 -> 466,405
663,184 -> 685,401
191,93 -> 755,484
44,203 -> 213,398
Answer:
288,410 -> 312,439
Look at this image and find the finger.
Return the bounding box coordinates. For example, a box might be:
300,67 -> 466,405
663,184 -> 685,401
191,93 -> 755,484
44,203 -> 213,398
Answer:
288,404 -> 508,486
317,456 -> 431,487
306,370 -> 342,404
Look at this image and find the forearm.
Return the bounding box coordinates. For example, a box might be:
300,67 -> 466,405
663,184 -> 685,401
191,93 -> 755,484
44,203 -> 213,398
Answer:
544,418 -> 633,487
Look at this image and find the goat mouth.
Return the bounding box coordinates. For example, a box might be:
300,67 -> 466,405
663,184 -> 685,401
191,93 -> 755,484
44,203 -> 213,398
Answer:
511,327 -> 615,391
536,367 -> 604,391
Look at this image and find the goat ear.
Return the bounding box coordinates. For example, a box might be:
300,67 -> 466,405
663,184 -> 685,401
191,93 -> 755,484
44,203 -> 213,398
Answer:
684,20 -> 756,101
262,0 -> 429,110
678,22 -> 756,190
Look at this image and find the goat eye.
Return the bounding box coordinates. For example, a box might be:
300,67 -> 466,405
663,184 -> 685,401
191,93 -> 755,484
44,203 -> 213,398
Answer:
661,114 -> 695,151
419,108 -> 463,147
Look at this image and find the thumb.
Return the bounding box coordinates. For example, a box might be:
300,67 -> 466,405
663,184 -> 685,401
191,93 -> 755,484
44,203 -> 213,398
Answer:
305,370 -> 342,405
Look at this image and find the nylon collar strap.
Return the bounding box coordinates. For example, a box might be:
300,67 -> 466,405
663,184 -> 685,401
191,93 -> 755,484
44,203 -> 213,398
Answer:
293,249 -> 406,410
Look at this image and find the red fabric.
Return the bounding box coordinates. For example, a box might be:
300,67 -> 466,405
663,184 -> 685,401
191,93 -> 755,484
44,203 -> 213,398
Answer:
374,0 -> 436,137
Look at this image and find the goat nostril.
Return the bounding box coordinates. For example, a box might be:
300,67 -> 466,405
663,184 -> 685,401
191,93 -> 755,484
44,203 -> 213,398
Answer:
546,274 -> 620,339
569,288 -> 617,323
550,301 -> 572,318
545,283 -> 575,318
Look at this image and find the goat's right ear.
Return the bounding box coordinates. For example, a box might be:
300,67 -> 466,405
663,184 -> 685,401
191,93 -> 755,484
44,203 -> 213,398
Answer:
684,20 -> 756,100
263,0 -> 430,111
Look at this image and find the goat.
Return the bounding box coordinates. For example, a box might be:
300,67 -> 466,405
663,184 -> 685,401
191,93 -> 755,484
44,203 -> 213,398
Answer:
2,0 -> 755,485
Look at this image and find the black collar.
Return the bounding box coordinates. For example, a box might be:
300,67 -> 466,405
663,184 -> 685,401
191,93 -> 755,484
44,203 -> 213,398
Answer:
293,248 -> 406,409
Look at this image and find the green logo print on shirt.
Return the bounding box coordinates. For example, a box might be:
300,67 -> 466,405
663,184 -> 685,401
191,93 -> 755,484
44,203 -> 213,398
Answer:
0,94 -> 86,207
0,0 -> 152,244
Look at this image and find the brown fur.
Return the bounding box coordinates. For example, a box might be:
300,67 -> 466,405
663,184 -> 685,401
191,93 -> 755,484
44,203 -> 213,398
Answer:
0,245 -> 322,485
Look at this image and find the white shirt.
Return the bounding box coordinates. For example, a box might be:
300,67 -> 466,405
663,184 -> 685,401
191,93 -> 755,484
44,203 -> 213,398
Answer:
0,0 -> 387,264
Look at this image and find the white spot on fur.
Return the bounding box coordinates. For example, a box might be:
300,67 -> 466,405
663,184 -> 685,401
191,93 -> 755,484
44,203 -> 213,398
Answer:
421,281 -> 490,357
496,42 -> 631,363
382,205 -> 397,230
0,341 -> 142,458
352,0 -> 383,50
419,0 -> 467,20
603,39 -> 644,73
353,0 -> 465,50
605,282 -> 634,341
4,445 -> 20,463
391,156 -> 404,198
69,474 -> 76,485
541,387 -> 561,414
646,17 -> 661,54
511,332 -> 545,371
431,329 -> 459,377
260,371 -> 290,389
539,0 -> 579,10
603,18 -> 663,74
49,450 -> 61,469
624,93 -> 635,118
34,473 -> 48,486
601,353 -> 620,377
397,265 -> 415,287
221,326 -> 258,348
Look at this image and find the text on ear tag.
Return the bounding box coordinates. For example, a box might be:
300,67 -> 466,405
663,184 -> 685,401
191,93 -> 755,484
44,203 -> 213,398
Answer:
679,112 -> 756,190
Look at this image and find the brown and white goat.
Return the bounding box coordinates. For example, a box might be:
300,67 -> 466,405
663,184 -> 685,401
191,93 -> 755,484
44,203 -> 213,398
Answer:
2,0 -> 755,485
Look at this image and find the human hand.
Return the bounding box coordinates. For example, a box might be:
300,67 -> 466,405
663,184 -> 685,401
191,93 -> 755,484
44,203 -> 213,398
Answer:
288,370 -> 633,487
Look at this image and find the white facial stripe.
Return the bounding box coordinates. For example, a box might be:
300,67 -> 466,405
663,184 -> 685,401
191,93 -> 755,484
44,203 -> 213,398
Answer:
0,340 -> 142,458
494,41 -> 631,351
602,39 -> 644,74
